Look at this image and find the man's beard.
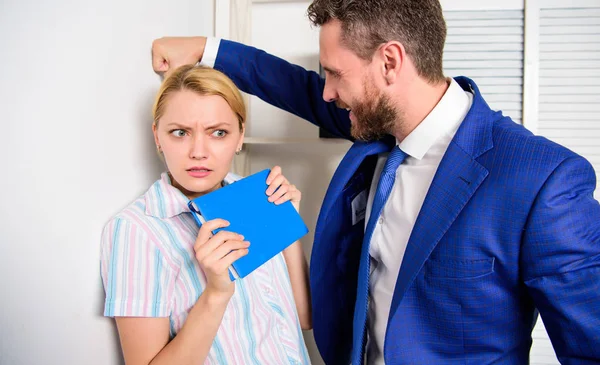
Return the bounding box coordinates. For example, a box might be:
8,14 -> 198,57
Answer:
349,79 -> 399,142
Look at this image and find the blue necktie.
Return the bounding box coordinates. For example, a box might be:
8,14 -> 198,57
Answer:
351,145 -> 407,365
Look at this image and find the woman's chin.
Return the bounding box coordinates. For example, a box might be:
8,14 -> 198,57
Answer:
171,174 -> 220,198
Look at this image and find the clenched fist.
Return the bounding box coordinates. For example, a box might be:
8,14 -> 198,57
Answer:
151,36 -> 208,76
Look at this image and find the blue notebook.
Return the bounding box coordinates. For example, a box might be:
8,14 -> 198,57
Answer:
188,169 -> 309,280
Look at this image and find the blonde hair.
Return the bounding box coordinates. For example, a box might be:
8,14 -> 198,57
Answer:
152,65 -> 246,130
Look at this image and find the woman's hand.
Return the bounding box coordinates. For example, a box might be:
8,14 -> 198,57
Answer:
265,166 -> 301,212
194,219 -> 250,298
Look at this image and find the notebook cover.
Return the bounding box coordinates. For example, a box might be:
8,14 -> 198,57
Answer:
188,169 -> 309,279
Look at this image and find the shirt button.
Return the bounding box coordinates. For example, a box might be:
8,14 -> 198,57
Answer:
378,217 -> 384,225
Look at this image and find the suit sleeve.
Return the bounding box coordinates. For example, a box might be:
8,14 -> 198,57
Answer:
522,155 -> 600,363
213,39 -> 353,140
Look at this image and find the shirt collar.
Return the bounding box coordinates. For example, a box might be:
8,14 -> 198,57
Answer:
398,78 -> 471,160
145,172 -> 241,219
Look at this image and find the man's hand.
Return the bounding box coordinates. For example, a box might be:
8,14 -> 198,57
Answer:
151,36 -> 208,76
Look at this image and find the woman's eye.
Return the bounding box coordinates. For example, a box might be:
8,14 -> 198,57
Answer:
212,129 -> 228,138
170,129 -> 187,137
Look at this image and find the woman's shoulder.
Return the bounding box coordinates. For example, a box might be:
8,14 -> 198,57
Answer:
101,176 -> 167,238
105,197 -> 149,228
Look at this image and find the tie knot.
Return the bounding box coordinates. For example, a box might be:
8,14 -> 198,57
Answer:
382,145 -> 406,176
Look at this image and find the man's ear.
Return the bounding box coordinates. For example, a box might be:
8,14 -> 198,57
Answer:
380,41 -> 405,84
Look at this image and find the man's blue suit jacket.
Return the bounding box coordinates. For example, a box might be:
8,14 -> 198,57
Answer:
212,40 -> 600,364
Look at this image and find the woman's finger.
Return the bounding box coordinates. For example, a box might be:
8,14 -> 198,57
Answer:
194,218 -> 230,251
269,183 -> 289,202
274,185 -> 301,205
208,239 -> 251,264
266,166 -> 282,185
216,248 -> 250,273
266,174 -> 287,196
195,230 -> 244,262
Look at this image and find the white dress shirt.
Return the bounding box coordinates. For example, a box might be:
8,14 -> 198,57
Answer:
199,37 -> 220,68
365,79 -> 473,364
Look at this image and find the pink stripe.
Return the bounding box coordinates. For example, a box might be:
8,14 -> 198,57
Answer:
228,291 -> 243,362
174,218 -> 190,311
272,256 -> 303,354
245,281 -> 270,363
143,236 -> 151,315
251,268 -> 282,362
126,224 -> 137,315
272,257 -> 297,320
166,180 -> 179,217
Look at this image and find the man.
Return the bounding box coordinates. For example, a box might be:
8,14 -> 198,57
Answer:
152,1 -> 600,364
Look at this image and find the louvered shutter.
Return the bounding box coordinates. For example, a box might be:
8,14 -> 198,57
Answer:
443,8 -> 524,124
536,4 -> 600,200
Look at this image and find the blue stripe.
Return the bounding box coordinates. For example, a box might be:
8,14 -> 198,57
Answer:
152,248 -> 163,316
106,219 -> 123,315
154,183 -> 166,217
159,220 -> 200,297
269,302 -> 284,317
211,337 -> 228,364
237,281 -> 260,364
299,328 -> 311,364
120,226 -> 131,315
136,229 -> 143,314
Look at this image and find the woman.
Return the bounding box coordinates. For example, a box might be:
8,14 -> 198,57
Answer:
100,65 -> 312,364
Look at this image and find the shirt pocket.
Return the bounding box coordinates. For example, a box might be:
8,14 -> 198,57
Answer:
425,257 -> 495,279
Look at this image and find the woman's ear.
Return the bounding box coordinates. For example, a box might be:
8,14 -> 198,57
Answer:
152,123 -> 160,149
237,124 -> 245,152
152,123 -> 162,154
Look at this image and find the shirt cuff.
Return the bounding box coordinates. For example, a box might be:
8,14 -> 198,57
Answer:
198,37 -> 221,68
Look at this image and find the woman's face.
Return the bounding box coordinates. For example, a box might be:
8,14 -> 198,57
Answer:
153,90 -> 244,199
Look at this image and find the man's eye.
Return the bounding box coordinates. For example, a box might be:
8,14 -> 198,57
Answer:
327,71 -> 340,79
212,130 -> 228,138
170,129 -> 186,137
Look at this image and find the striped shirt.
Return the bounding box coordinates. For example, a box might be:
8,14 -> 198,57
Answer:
100,172 -> 311,364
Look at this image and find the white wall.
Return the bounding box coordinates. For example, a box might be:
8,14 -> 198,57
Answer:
0,0 -> 213,364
